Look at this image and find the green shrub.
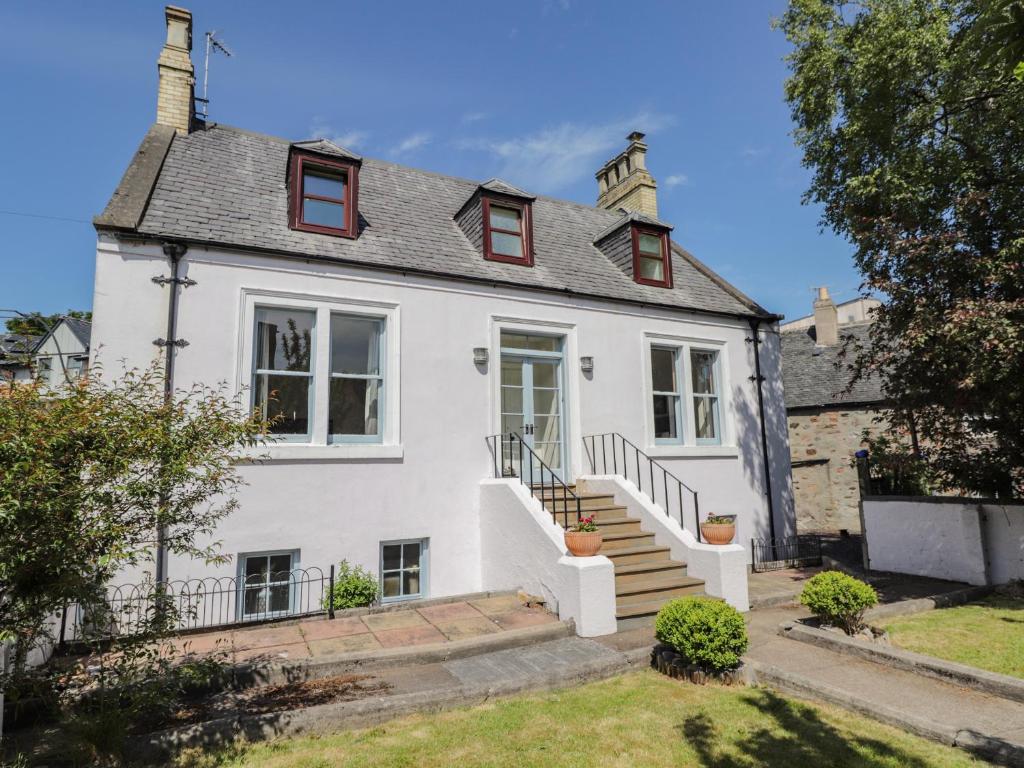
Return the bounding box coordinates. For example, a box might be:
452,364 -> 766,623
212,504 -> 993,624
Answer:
654,596 -> 748,671
323,560 -> 379,610
800,571 -> 878,634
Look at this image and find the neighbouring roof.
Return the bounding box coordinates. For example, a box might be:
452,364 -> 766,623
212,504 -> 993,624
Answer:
0,333 -> 38,366
781,322 -> 884,410
96,123 -> 775,320
63,317 -> 92,348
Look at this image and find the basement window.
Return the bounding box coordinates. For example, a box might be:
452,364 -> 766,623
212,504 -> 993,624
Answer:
632,226 -> 672,288
289,153 -> 359,238
482,197 -> 534,266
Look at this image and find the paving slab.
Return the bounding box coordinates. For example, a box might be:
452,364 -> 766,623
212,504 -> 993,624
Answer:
299,617 -> 369,640
230,625 -> 305,651
430,616 -> 502,641
373,624 -> 447,649
306,633 -> 382,657
490,607 -> 559,629
362,610 -> 429,632
233,642 -> 310,663
468,594 -> 523,616
417,602 -> 486,622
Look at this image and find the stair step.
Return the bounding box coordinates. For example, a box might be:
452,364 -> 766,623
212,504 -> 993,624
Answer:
594,517 -> 643,533
615,576 -> 705,606
601,544 -> 671,565
614,560 -> 688,585
599,531 -> 656,551
616,598 -> 679,619
615,574 -> 704,597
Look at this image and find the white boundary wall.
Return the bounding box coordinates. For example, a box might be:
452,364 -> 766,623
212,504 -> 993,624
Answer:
862,497 -> 1024,586
578,475 -> 750,611
479,480 -> 617,637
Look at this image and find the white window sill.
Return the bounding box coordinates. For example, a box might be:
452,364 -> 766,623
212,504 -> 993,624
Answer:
645,444 -> 739,458
238,444 -> 404,462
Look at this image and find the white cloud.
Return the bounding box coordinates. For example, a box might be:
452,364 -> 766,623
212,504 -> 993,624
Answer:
391,132 -> 431,156
664,173 -> 689,189
309,119 -> 368,150
457,112 -> 673,193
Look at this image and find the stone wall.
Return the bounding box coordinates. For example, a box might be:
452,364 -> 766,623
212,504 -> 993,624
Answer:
788,406 -> 885,532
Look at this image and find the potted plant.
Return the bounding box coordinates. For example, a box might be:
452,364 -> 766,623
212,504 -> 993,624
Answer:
699,514 -> 736,545
564,515 -> 602,556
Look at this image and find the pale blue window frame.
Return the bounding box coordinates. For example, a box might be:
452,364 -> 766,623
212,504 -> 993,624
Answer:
236,548 -> 299,620
690,348 -> 723,446
329,313 -> 386,444
251,306 -> 316,443
379,538 -> 428,603
651,345 -> 684,445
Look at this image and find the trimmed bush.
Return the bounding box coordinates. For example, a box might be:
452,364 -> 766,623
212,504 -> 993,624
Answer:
800,570 -> 878,634
323,560 -> 379,610
654,596 -> 748,672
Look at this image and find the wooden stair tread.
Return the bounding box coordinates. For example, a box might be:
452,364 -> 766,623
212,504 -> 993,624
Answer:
594,516 -> 641,526
616,575 -> 704,596
616,599 -> 679,619
614,560 -> 687,574
600,531 -> 655,541
601,544 -> 670,558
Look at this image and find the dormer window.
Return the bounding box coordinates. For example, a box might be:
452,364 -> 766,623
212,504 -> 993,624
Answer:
632,226 -> 672,288
289,152 -> 359,238
482,197 -> 534,266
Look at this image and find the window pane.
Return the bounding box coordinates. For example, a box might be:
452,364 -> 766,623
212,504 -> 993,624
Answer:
691,350 -> 718,395
245,556 -> 268,581
382,545 -> 402,572
255,308 -> 314,372
534,441 -> 562,469
651,348 -> 677,393
269,584 -> 290,613
403,543 -> 421,570
304,171 -> 345,200
639,255 -> 665,281
500,358 -> 523,386
533,415 -> 560,443
489,205 -> 521,232
500,333 -> 559,353
501,386 -> 523,414
269,554 -> 292,580
331,315 -> 381,375
694,396 -> 718,440
639,233 -> 662,255
329,378 -> 381,436
255,373 -> 310,435
382,572 -> 401,598
653,394 -> 679,439
531,361 -> 557,389
403,570 -> 420,596
533,389 -> 559,417
303,198 -> 345,228
491,231 -> 523,258
243,586 -> 263,615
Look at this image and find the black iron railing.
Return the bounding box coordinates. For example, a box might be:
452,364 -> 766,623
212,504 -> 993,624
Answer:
59,565 -> 335,645
751,535 -> 823,572
486,432 -> 582,529
582,432 -> 702,541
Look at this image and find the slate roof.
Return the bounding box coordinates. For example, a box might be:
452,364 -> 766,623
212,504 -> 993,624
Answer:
63,318 -> 92,348
97,123 -> 774,320
479,178 -> 535,199
0,333 -> 38,366
291,138 -> 362,162
781,322 -> 884,410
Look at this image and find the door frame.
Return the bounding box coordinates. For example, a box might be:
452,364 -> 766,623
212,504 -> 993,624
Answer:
489,317 -> 581,482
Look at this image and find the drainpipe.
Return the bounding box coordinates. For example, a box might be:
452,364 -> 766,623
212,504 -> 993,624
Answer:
747,318 -> 777,544
153,242 -> 193,583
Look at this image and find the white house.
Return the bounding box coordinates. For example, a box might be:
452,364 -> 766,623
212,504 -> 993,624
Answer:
32,317 -> 91,387
89,7 -> 794,635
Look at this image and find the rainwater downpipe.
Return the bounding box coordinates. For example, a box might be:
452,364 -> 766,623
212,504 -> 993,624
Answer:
748,318 -> 777,545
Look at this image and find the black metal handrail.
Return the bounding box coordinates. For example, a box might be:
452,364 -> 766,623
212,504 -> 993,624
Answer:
486,432 -> 582,529
582,432 -> 702,541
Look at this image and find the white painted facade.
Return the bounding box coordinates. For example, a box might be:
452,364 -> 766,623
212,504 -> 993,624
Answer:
92,235 -> 794,598
33,320 -> 89,387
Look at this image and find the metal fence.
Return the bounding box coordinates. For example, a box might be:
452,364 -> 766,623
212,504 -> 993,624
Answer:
750,535 -> 823,573
59,565 -> 334,645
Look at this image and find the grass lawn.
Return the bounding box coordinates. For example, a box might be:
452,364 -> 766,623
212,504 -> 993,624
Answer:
883,595 -> 1024,679
174,670 -> 978,768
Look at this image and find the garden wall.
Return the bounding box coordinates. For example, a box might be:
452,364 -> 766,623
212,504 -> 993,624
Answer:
862,497 -> 1024,585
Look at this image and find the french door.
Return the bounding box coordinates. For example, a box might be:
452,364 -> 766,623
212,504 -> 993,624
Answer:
500,347 -> 566,482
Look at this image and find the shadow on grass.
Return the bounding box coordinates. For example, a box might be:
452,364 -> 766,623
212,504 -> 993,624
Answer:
678,688 -> 939,768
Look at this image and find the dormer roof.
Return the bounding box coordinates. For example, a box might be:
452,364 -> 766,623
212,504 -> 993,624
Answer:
291,138 -> 363,163
478,178 -> 536,200
593,209 -> 673,245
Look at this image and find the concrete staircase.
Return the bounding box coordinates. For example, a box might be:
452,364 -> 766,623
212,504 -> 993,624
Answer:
533,485 -> 704,627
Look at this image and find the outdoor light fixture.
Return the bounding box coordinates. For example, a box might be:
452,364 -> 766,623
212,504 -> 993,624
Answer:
473,347 -> 489,365
580,356 -> 594,373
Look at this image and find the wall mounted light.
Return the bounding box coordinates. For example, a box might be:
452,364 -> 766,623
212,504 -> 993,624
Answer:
580,356 -> 594,373
473,347 -> 489,365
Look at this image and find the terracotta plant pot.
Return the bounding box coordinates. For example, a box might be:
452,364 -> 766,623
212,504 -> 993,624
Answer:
700,523 -> 736,545
564,530 -> 603,557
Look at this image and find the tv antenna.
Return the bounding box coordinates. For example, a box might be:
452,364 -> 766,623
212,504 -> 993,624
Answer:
198,30 -> 233,120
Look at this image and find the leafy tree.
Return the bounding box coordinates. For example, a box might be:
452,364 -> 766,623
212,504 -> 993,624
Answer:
0,365 -> 267,676
777,0 -> 1024,496
3,310 -> 92,337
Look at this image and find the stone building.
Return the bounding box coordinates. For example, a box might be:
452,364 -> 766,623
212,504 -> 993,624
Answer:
781,288 -> 884,533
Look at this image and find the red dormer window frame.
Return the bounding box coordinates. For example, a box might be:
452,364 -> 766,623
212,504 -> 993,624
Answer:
481,195 -> 534,267
289,152 -> 360,239
631,225 -> 673,288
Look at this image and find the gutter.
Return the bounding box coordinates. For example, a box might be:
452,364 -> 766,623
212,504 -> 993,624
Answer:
748,318 -> 778,543
96,229 -> 783,326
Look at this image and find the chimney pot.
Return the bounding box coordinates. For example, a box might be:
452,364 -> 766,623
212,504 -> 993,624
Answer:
595,131 -> 658,217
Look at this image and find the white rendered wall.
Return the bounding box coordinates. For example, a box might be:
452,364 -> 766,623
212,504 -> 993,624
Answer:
863,498 -> 1024,585
92,236 -> 794,593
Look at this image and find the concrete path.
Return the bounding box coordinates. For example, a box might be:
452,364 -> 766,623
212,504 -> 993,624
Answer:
745,605 -> 1024,764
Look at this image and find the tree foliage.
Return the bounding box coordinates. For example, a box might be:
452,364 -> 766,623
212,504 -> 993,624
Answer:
3,310 -> 92,337
0,365 -> 267,672
777,0 -> 1024,496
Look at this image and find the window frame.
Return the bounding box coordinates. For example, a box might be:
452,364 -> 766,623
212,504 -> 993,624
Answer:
251,306 -> 317,443
482,195 -> 534,267
650,344 -> 684,445
236,549 -> 299,620
631,225 -> 673,288
689,348 -> 723,446
379,538 -> 428,603
289,152 -> 360,238
329,312 -> 386,444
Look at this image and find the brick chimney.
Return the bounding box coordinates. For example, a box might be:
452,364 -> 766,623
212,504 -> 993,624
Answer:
813,286 -> 839,346
156,6 -> 195,133
596,131 -> 658,218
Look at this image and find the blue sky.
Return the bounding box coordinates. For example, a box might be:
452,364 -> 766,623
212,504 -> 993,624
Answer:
0,0 -> 860,326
